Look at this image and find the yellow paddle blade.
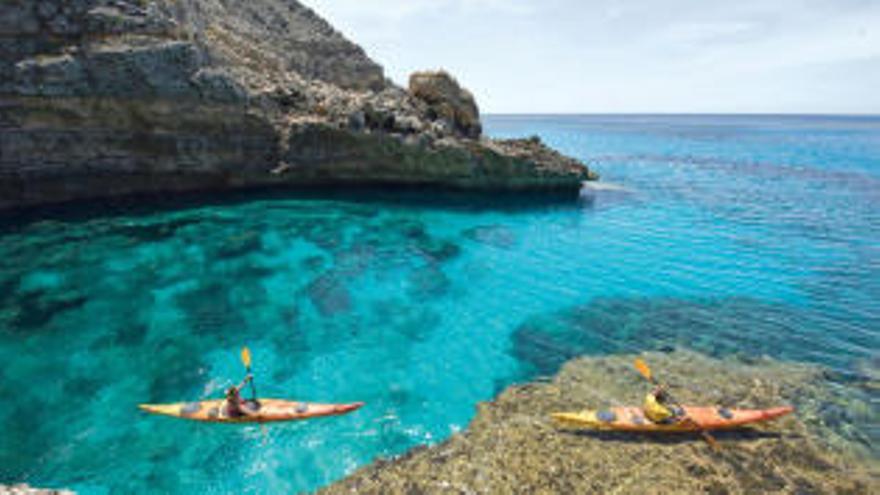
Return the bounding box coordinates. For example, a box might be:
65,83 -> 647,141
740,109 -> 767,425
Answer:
241,347 -> 252,368
634,358 -> 652,381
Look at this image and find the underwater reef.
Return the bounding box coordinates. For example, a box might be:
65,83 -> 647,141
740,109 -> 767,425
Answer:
324,350 -> 878,494
0,1 -> 595,210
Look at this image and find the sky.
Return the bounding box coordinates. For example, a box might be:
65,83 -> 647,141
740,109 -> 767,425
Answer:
303,0 -> 880,114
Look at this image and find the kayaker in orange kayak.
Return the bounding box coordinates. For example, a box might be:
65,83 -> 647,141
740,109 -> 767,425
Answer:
643,385 -> 681,424
223,374 -> 257,418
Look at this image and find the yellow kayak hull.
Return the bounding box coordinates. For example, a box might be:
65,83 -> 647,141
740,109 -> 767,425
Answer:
551,406 -> 793,432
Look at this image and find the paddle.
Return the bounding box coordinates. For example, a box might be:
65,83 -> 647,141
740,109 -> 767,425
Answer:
634,358 -> 720,451
241,347 -> 270,439
240,346 -> 258,402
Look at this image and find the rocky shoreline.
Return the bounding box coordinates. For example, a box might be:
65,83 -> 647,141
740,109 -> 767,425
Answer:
0,0 -> 596,211
323,351 -> 878,494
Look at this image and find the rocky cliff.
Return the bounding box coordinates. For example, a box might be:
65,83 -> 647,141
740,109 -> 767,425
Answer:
0,0 -> 596,211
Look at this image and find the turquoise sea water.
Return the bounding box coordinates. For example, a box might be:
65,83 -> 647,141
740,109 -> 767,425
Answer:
1,115 -> 878,493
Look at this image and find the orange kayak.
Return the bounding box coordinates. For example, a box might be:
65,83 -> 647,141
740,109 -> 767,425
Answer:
551,405 -> 793,432
139,398 -> 364,424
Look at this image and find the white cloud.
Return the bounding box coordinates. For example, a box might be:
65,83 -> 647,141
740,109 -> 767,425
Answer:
662,21 -> 758,45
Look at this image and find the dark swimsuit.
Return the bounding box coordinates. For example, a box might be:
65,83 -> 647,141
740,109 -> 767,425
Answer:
224,399 -> 247,417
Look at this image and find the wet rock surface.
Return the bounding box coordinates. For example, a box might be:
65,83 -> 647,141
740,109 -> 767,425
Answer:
0,1 -> 595,211
323,351 -> 879,494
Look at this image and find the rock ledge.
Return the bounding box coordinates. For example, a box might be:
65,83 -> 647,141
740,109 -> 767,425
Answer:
0,1 -> 596,211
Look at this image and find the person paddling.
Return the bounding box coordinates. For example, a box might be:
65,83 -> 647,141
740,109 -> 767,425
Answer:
635,358 -> 720,450
223,373 -> 257,418
643,385 -> 681,424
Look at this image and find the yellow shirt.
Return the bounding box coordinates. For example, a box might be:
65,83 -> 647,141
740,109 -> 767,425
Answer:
644,393 -> 674,423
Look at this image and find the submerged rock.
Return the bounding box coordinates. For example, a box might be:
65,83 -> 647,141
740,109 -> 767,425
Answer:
7,289 -> 88,333
406,265 -> 451,299
306,272 -> 352,317
510,296 -> 857,378
323,351 -> 878,494
463,224 -> 517,249
0,1 -> 596,211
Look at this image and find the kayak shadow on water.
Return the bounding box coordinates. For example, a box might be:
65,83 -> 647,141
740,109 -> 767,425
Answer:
559,428 -> 791,444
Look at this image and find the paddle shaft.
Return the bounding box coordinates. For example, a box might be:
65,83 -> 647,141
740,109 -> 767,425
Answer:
245,365 -> 258,401
240,347 -> 258,402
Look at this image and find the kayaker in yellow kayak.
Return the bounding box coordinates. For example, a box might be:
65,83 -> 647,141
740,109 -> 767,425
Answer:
644,385 -> 681,424
223,374 -> 257,418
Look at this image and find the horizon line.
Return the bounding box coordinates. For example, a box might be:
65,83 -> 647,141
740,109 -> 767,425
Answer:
482,112 -> 880,118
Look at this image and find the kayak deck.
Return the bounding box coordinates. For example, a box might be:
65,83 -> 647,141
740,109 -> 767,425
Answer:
139,398 -> 364,423
551,405 -> 793,432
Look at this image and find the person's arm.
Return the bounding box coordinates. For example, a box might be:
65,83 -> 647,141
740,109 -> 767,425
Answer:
237,374 -> 259,416
239,403 -> 259,417
235,374 -> 254,393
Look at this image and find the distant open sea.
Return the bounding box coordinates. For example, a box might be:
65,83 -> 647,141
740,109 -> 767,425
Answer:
1,114 -> 877,493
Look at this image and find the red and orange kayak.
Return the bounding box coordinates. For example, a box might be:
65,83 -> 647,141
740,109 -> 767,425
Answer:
551,405 -> 793,432
139,399 -> 364,424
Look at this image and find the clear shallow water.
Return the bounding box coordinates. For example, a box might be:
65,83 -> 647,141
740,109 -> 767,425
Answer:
1,115 -> 878,493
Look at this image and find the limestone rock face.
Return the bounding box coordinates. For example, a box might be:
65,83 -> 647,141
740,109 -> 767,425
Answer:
150,0 -> 386,92
0,0 -> 595,211
409,70 -> 481,139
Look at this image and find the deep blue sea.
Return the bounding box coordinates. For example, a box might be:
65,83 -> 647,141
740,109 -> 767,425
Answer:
1,115 -> 877,493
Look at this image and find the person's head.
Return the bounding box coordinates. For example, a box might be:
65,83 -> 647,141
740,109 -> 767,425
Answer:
654,388 -> 667,401
226,386 -> 239,400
